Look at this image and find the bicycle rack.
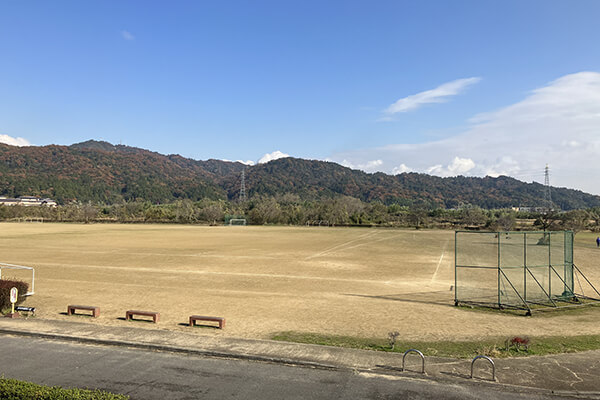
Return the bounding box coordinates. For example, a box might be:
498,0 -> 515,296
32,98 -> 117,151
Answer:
402,349 -> 425,374
471,355 -> 496,381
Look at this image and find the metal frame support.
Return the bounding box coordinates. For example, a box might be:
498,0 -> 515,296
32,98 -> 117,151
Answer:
471,355 -> 496,381
402,349 -> 425,374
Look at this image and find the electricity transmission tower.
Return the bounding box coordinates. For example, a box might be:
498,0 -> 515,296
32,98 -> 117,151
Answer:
239,169 -> 247,202
543,164 -> 552,212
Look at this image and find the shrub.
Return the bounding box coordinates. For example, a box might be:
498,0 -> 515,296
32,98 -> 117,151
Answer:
0,378 -> 129,399
506,336 -> 530,352
387,331 -> 400,350
0,279 -> 29,311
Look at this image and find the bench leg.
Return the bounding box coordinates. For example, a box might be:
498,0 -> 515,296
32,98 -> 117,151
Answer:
67,308 -> 73,316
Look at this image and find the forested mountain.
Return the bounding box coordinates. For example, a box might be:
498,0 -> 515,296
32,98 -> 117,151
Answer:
0,141 -> 232,203
225,157 -> 600,210
0,140 -> 598,210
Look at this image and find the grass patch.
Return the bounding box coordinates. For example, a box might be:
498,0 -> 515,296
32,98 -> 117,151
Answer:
0,377 -> 129,399
271,331 -> 600,359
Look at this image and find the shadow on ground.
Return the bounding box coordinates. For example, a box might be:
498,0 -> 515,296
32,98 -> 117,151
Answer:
344,290 -> 453,307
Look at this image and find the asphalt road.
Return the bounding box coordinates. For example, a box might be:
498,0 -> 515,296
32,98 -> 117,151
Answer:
0,335 -> 572,399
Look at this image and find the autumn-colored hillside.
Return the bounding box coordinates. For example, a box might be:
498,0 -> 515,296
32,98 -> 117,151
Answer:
0,140 -> 599,210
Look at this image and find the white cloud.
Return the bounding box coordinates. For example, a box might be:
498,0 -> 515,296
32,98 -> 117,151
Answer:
222,159 -> 255,166
339,159 -> 383,172
384,77 -> 481,114
330,71 -> 600,195
482,156 -> 521,178
258,150 -> 290,164
392,164 -> 412,174
236,160 -> 255,166
358,159 -> 383,172
0,134 -> 30,146
426,157 -> 475,177
340,159 -> 354,168
121,30 -> 135,41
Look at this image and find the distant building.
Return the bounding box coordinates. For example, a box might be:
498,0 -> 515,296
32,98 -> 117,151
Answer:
511,206 -> 547,213
0,196 -> 57,207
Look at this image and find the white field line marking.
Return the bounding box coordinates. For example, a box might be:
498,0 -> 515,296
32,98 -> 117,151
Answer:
430,240 -> 449,283
34,261 -> 404,285
330,232 -> 405,253
6,246 -> 278,259
305,230 -> 379,260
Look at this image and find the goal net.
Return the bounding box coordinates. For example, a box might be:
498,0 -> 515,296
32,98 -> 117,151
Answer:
0,263 -> 35,295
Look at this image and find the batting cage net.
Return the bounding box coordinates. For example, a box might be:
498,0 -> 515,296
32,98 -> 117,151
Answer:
455,231 -> 599,314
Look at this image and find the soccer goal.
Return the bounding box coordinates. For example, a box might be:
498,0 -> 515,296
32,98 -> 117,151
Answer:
306,220 -> 330,227
19,217 -> 44,223
455,230 -> 600,314
0,263 -> 35,295
228,218 -> 247,226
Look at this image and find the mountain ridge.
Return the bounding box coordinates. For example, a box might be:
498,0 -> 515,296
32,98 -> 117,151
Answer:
0,139 -> 597,210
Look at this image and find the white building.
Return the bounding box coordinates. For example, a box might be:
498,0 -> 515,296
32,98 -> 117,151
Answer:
0,196 -> 57,207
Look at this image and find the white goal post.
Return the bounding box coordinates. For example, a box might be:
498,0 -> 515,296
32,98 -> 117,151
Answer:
228,218 -> 247,226
306,220 -> 330,227
0,263 -> 35,295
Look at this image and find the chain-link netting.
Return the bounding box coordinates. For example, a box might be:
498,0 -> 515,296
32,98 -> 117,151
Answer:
455,231 -> 574,310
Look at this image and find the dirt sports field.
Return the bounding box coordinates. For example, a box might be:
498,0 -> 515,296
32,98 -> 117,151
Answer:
1,223 -> 599,341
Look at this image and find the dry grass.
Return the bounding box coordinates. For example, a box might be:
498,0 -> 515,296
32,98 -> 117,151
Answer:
0,223 -> 599,341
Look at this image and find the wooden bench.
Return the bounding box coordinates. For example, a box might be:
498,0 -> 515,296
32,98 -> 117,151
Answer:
67,305 -> 100,318
189,315 -> 225,329
126,310 -> 160,323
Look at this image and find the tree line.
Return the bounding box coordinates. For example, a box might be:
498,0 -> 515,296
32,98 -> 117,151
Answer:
1,195 -> 599,232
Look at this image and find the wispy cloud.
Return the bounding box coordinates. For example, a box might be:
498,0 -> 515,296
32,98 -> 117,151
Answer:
121,30 -> 135,41
331,71 -> 600,195
258,150 -> 290,164
0,134 -> 30,146
383,77 -> 481,115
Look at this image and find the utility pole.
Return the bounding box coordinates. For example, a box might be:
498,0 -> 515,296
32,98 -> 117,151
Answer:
543,164 -> 552,213
239,169 -> 247,202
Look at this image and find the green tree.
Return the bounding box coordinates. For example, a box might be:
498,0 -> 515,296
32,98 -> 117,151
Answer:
248,197 -> 282,224
493,211 -> 516,231
460,206 -> 487,227
561,209 -> 589,235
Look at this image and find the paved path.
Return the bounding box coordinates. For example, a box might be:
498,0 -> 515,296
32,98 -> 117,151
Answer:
0,336 -> 578,400
0,318 -> 599,398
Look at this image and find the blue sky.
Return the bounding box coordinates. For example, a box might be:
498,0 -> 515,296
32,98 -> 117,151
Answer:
2,1 -> 600,194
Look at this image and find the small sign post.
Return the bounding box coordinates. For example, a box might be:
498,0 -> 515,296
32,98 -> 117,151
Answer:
6,287 -> 20,318
10,287 -> 18,313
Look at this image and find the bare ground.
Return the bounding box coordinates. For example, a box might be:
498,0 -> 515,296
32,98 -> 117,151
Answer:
1,223 -> 599,341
